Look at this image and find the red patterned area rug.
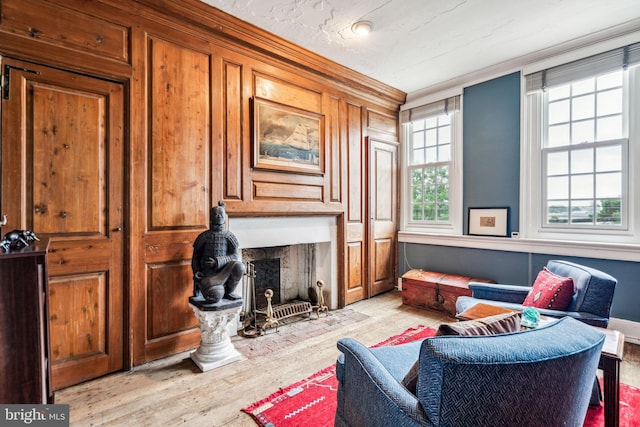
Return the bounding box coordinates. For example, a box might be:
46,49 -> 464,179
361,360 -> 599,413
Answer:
584,380 -> 640,427
241,325 -> 640,427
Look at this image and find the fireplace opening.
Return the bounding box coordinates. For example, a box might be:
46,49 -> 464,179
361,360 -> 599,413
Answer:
240,243 -> 327,335
229,215 -> 338,311
242,244 -> 315,306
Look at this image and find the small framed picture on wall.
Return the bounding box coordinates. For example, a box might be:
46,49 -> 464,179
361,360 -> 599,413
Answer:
468,207 -> 509,237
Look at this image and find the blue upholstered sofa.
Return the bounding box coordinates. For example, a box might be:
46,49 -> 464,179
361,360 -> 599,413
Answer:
335,317 -> 604,427
456,260 -> 617,328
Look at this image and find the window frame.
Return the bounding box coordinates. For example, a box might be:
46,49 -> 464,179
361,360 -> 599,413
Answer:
401,103 -> 463,234
522,64 -> 640,244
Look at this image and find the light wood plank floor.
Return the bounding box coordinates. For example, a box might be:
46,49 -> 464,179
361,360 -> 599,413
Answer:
56,290 -> 640,426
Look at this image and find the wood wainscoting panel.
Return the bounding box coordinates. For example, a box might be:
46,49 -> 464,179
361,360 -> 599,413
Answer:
346,241 -> 365,304
343,102 -> 366,305
137,29 -> 217,364
147,262 -> 198,340
367,109 -> 398,138
0,0 -> 129,62
144,231 -> 201,264
346,103 -> 364,222
253,181 -> 323,201
140,233 -> 201,362
327,95 -> 343,203
345,222 -> 364,244
254,73 -> 322,113
148,36 -> 210,229
223,60 -> 243,200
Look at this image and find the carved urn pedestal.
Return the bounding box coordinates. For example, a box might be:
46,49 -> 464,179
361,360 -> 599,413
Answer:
188,296 -> 243,372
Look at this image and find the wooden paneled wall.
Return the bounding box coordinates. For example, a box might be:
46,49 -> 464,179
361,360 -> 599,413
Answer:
0,0 -> 405,369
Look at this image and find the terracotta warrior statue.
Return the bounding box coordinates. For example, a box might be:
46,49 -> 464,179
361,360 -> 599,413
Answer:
191,201 -> 245,303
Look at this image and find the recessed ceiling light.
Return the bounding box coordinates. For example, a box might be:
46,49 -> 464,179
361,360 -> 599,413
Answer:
351,21 -> 373,36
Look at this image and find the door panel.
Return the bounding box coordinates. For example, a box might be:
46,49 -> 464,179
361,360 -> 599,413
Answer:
1,58 -> 124,389
368,138 -> 398,296
31,85 -> 104,233
49,274 -> 107,360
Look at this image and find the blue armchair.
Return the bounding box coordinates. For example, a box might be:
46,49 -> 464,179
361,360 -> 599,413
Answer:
335,317 -> 604,427
456,260 -> 617,328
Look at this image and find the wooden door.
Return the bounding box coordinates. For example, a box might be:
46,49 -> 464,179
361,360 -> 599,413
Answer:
368,137 -> 398,296
1,58 -> 124,389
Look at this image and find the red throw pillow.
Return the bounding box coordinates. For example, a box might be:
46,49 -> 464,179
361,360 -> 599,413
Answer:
523,267 -> 574,310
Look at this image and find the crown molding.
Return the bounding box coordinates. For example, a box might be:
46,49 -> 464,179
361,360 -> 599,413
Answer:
406,18 -> 640,107
101,0 -> 406,107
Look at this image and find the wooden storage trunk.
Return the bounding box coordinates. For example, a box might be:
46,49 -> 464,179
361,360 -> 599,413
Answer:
401,269 -> 494,316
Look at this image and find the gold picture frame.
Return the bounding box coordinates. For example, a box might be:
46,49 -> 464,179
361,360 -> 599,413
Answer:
253,98 -> 324,175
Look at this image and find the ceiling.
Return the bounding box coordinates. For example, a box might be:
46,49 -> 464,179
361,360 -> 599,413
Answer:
202,0 -> 640,95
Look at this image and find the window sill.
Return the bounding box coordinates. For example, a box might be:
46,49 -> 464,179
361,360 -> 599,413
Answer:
398,231 -> 640,262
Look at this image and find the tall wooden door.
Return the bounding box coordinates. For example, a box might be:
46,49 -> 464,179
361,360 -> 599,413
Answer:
1,58 -> 124,389
368,137 -> 398,296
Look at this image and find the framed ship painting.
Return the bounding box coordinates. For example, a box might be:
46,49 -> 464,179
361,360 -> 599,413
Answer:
253,98 -> 324,175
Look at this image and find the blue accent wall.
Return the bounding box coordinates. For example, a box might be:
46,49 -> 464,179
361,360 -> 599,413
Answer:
463,72 -> 521,235
400,72 -> 640,323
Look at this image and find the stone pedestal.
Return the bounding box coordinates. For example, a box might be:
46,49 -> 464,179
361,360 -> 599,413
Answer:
188,297 -> 243,372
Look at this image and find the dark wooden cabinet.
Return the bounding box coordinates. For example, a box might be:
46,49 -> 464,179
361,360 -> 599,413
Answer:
0,238 -> 53,403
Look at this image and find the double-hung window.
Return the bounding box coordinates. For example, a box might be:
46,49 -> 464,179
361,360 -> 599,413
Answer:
524,42 -> 640,243
401,96 -> 461,233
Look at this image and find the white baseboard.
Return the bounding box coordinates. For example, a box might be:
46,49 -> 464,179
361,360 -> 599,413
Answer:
609,317 -> 640,345
397,277 -> 403,291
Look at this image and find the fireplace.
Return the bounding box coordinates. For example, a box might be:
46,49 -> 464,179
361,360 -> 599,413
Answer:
228,216 -> 338,310
242,244 -> 318,310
